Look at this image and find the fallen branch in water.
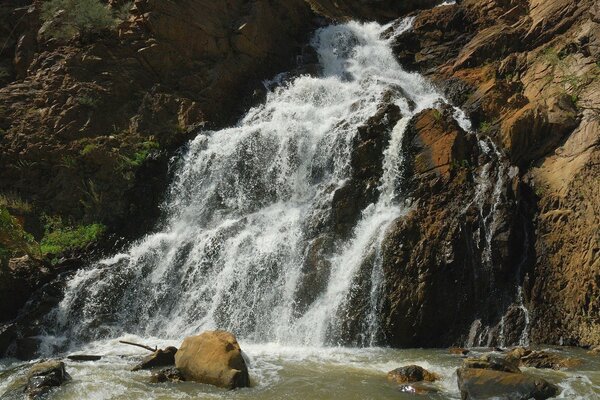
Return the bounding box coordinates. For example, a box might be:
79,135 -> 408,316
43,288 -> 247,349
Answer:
119,340 -> 157,352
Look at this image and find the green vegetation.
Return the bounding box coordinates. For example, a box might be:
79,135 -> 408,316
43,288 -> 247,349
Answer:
121,140 -> 160,168
40,0 -> 117,40
0,207 -> 38,263
431,109 -> 442,122
40,215 -> 105,255
81,143 -> 98,156
479,121 -> 493,134
76,94 -> 99,108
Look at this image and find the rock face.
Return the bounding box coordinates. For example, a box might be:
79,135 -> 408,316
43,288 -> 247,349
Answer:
174,331 -> 250,389
305,0 -> 439,22
0,0 -> 314,240
380,0 -> 600,348
457,368 -> 559,400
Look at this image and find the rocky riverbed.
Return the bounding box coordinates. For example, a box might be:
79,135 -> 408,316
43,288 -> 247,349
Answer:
1,337 -> 599,399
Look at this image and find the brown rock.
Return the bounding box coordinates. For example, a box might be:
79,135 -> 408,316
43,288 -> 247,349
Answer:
174,331 -> 250,389
132,346 -> 178,371
457,368 -> 559,400
387,365 -> 439,384
26,360 -> 71,399
304,0 -> 440,22
463,354 -> 521,373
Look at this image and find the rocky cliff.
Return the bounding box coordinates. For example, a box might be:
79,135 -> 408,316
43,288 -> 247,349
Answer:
0,0 -> 598,352
379,0 -> 599,347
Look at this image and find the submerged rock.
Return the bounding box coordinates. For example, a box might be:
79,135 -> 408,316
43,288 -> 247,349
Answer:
398,381 -> 440,395
26,360 -> 71,399
150,368 -> 185,384
457,367 -> 558,400
132,346 -> 178,371
387,365 -> 439,384
174,331 -> 250,389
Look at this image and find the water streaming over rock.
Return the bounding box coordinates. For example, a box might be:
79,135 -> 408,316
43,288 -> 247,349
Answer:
45,19 -> 470,350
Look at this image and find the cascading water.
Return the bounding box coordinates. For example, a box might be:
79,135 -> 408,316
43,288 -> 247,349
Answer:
44,19 -> 452,350
3,16 -> 600,400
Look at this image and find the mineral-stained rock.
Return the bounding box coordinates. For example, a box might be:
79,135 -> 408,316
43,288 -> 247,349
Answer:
174,331 -> 250,389
457,367 -> 559,400
387,365 -> 439,384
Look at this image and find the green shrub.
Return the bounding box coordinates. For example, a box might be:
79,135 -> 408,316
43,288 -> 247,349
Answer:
0,207 -> 38,261
121,140 -> 160,168
40,216 -> 105,255
40,0 -> 116,40
479,121 -> 493,134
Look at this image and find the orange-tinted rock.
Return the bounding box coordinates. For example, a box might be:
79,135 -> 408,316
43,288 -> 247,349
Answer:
175,331 -> 250,389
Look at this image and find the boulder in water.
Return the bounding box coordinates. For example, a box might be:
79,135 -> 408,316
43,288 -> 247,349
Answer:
150,367 -> 186,383
26,360 -> 71,399
132,346 -> 178,371
457,368 -> 559,400
505,347 -> 582,370
387,365 -> 439,384
174,331 -> 250,389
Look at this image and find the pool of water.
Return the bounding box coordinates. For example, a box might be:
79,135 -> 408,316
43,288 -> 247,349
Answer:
1,337 -> 599,399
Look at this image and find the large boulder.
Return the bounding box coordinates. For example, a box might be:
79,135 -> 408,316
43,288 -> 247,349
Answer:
457,368 -> 559,400
304,0 -> 440,22
174,331 -> 250,389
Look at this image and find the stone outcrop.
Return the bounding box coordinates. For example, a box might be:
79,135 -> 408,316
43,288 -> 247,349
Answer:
174,331 -> 250,389
304,0 -> 440,22
382,0 -> 600,348
0,0 -> 315,241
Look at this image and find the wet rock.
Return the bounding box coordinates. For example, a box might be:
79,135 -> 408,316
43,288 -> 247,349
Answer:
67,354 -> 102,362
174,331 -> 250,389
132,346 -> 177,371
398,381 -> 440,395
150,367 -> 185,383
330,101 -> 401,238
0,256 -> 52,323
26,360 -> 71,399
505,347 -> 582,370
457,367 -> 559,400
387,365 -> 439,384
588,346 -> 600,355
463,354 -> 521,373
450,348 -> 470,356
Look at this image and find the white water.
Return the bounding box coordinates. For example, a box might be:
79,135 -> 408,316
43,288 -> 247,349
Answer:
44,19 -> 453,350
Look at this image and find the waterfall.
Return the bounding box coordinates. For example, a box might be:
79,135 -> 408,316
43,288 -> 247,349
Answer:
45,19 -> 462,349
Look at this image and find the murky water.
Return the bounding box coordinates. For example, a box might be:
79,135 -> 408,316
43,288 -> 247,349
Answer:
1,339 -> 599,399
